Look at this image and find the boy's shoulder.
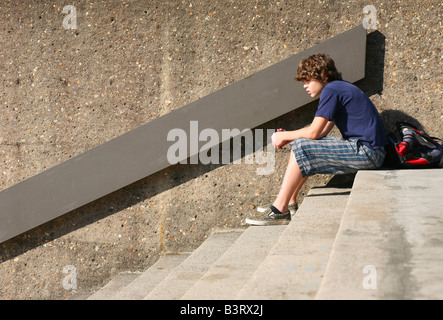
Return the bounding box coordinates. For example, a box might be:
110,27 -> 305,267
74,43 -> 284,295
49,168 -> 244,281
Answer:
323,80 -> 363,96
325,80 -> 354,90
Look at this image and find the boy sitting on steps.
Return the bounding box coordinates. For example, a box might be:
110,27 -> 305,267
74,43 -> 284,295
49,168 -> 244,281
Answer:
246,53 -> 388,226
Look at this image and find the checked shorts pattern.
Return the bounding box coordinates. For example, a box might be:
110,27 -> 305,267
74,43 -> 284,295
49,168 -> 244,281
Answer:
290,137 -> 386,177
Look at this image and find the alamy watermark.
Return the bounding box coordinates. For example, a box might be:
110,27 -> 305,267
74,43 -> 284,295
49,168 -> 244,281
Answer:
62,5 -> 378,31
62,5 -> 77,30
167,121 -> 276,175
63,265 -> 77,291
362,265 -> 377,290
363,5 -> 378,30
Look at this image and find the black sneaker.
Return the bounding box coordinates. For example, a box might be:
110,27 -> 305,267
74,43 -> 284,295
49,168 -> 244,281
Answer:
257,202 -> 298,216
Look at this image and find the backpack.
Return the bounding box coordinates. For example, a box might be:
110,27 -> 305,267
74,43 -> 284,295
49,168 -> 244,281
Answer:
384,122 -> 443,169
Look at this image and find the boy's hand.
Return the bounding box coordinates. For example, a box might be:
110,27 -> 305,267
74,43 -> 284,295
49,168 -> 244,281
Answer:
271,129 -> 289,149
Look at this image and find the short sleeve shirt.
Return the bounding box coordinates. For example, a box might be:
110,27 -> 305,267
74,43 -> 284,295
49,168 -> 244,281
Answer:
315,80 -> 388,149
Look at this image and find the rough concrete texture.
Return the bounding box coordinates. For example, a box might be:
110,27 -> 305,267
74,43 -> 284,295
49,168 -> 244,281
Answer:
0,1 -> 441,299
316,169 -> 443,300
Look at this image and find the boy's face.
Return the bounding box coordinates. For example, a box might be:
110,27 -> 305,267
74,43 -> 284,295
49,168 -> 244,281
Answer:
303,79 -> 327,98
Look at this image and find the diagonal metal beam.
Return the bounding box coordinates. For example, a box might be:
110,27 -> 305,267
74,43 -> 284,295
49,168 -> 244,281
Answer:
0,25 -> 367,243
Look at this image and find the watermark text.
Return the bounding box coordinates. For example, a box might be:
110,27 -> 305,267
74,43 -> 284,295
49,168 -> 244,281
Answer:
167,121 -> 275,175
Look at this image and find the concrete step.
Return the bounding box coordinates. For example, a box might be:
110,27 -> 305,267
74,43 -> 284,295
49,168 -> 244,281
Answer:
110,253 -> 190,300
316,169 -> 443,300
86,271 -> 142,300
143,229 -> 244,300
236,186 -> 351,299
87,186 -> 350,300
87,254 -> 188,300
180,225 -> 288,300
88,229 -> 243,300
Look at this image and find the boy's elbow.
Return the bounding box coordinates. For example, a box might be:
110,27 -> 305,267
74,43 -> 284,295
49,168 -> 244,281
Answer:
306,130 -> 321,140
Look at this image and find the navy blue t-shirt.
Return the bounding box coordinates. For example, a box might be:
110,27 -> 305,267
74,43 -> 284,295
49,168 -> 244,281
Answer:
315,80 -> 388,150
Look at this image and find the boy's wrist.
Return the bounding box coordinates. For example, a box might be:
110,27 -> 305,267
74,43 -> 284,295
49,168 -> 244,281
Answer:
284,130 -> 299,142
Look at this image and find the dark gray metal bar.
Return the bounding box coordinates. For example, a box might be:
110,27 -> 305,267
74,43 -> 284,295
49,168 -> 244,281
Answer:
0,25 -> 367,243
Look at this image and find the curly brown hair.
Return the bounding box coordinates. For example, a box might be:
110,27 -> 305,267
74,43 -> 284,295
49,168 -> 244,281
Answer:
295,53 -> 342,82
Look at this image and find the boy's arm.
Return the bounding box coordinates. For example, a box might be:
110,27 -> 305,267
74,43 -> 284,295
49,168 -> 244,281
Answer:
318,120 -> 335,138
272,116 -> 330,149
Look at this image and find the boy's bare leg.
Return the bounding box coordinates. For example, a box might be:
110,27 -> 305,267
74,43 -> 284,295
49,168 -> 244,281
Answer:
272,151 -> 307,213
290,176 -> 308,205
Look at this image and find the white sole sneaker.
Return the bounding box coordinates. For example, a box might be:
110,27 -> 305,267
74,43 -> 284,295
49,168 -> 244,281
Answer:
245,217 -> 291,226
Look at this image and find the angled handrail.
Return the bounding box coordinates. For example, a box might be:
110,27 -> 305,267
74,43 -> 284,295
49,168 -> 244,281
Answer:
0,25 -> 367,244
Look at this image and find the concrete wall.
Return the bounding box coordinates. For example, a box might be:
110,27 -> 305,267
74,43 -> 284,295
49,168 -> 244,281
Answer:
0,1 -> 441,299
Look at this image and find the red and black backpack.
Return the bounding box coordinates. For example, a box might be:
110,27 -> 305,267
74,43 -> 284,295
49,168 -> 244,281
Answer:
384,122 -> 443,169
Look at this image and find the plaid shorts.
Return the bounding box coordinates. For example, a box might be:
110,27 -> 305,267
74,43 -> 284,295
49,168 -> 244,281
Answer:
290,137 -> 386,177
